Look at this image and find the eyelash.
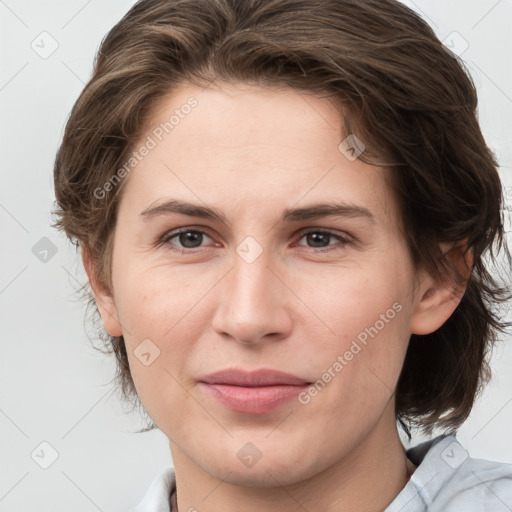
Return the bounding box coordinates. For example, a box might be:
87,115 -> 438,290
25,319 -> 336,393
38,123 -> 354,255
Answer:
159,227 -> 353,254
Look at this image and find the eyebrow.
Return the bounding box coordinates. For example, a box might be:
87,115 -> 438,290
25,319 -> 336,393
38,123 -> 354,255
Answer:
140,199 -> 375,225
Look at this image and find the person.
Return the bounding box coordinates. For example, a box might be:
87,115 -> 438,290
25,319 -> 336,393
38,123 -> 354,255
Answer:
52,0 -> 512,510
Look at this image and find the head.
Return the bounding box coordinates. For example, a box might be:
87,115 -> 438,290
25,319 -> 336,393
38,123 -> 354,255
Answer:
53,0 -> 511,485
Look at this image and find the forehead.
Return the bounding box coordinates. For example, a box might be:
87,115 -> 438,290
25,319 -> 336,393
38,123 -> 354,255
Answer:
120,81 -> 398,227
142,81 -> 345,159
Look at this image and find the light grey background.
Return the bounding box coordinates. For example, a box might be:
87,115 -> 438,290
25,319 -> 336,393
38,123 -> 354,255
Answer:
1,1 -> 511,510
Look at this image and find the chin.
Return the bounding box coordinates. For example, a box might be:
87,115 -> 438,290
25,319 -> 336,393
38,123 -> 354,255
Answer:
196,443 -> 317,488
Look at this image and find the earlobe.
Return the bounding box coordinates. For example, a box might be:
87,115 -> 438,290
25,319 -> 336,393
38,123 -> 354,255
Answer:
81,245 -> 123,337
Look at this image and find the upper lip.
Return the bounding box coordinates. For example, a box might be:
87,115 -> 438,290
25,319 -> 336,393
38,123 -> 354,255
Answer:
199,368 -> 311,387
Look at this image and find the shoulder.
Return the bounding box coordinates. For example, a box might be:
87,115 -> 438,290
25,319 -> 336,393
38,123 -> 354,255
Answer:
436,450 -> 512,510
387,434 -> 512,512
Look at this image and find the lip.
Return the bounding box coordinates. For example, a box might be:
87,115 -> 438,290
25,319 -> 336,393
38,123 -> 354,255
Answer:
199,368 -> 311,386
198,368 -> 312,414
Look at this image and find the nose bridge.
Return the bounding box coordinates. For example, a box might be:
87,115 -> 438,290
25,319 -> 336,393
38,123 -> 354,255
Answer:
229,238 -> 275,315
212,236 -> 291,343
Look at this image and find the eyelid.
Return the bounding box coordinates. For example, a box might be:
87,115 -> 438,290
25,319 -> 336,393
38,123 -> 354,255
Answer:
295,226 -> 353,242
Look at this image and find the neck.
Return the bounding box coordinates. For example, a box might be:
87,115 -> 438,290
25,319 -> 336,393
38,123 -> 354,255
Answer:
170,405 -> 414,512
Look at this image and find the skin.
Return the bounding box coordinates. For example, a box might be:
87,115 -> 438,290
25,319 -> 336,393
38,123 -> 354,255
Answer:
84,81 -> 465,511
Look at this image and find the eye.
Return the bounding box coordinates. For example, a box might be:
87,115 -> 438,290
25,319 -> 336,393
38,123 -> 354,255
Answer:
160,228 -> 214,252
295,229 -> 352,252
159,227 -> 352,254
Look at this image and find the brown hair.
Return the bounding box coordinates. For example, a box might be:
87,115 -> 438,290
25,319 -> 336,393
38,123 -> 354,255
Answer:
52,0 -> 511,437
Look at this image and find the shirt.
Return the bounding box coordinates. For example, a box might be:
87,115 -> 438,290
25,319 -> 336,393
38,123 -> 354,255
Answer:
131,434 -> 512,511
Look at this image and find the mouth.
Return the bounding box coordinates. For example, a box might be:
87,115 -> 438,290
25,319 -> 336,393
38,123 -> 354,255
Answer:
198,368 -> 312,414
199,368 -> 311,387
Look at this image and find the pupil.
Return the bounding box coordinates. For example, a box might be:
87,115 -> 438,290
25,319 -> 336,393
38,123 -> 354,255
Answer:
309,232 -> 329,247
181,231 -> 201,248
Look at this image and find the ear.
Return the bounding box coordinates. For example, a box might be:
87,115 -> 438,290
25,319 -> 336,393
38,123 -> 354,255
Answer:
81,244 -> 123,337
410,242 -> 472,335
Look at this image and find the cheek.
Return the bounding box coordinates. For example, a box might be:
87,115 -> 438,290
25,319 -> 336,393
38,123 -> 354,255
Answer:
299,260 -> 406,345
113,265 -> 217,408
114,259 -> 207,337
297,254 -> 411,400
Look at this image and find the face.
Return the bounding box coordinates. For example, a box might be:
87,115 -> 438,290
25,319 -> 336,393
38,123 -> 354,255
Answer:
90,81 -> 455,487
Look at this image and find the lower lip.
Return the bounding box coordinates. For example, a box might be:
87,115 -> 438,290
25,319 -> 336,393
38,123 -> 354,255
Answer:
199,382 -> 309,414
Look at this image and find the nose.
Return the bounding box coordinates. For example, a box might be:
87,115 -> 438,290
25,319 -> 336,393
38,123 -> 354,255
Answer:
211,246 -> 293,346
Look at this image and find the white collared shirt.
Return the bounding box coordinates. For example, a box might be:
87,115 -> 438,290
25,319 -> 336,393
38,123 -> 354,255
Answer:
132,434 -> 512,511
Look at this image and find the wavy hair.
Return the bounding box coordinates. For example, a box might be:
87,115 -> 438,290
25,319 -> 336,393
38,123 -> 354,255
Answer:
52,0 -> 512,437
